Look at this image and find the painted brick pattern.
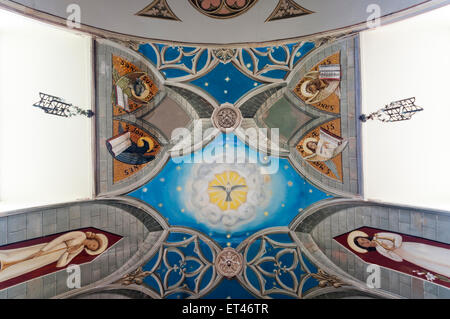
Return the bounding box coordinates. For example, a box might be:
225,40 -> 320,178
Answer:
95,40 -> 170,196
240,85 -> 285,118
0,201 -> 163,299
310,204 -> 450,299
287,36 -> 360,196
168,86 -> 215,118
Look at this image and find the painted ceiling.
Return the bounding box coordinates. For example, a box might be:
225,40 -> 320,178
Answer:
89,31 -> 363,299
129,133 -> 331,248
4,0 -> 439,43
123,40 -> 332,257
137,41 -> 315,103
1,1 -> 450,301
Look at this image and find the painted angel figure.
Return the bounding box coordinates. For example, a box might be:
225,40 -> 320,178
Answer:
0,231 -> 108,283
302,128 -> 348,162
115,72 -> 152,104
348,230 -> 450,278
299,70 -> 340,104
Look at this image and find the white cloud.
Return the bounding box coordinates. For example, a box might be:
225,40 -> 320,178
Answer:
185,160 -> 271,232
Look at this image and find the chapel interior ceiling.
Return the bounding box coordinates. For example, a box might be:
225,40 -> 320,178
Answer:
0,0 -> 449,301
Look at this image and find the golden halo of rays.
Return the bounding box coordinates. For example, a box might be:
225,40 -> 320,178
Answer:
208,171 -> 248,211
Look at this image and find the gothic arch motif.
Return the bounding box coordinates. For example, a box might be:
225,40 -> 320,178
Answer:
136,0 -> 181,21
188,0 -> 259,19
265,0 -> 314,22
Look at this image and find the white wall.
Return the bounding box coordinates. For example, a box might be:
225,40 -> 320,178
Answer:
0,9 -> 93,212
360,4 -> 450,211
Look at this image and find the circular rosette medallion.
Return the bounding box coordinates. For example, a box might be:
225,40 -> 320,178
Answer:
212,104 -> 242,132
215,248 -> 243,278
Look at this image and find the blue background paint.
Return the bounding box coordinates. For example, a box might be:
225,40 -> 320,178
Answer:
132,41 -> 326,299
138,42 -> 315,104
129,134 -> 331,248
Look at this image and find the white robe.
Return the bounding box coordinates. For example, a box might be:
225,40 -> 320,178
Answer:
304,128 -> 349,162
374,232 -> 450,278
0,231 -> 86,283
316,140 -> 348,160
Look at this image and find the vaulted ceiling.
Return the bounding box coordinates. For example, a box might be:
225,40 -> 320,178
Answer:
2,0 -> 446,44
0,0 -> 450,301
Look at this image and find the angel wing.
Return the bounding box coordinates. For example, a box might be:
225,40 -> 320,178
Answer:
230,185 -> 246,192
210,186 -> 226,191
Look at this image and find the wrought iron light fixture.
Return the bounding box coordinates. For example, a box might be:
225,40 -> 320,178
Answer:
359,97 -> 423,122
33,93 -> 94,118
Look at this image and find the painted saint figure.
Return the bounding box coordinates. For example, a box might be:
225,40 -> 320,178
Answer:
115,72 -> 152,103
0,231 -> 108,283
303,128 -> 348,162
348,230 -> 450,278
299,70 -> 340,104
106,123 -> 157,165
